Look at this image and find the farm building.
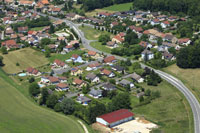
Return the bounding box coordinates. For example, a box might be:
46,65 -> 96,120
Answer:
96,109 -> 134,128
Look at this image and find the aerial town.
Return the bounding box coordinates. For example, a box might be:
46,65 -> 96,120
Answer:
0,0 -> 200,133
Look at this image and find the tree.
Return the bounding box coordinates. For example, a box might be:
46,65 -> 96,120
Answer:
82,86 -> 90,94
40,88 -> 49,105
98,34 -> 110,44
44,46 -> 51,57
125,58 -> 132,66
0,56 -> 4,66
168,47 -> 176,55
109,79 -> 116,84
49,24 -> 55,34
54,103 -> 62,112
29,77 -> 35,83
157,37 -> 163,46
139,96 -> 144,103
145,89 -> 151,96
29,82 -> 40,96
132,62 -> 141,70
1,47 -> 8,54
46,94 -> 58,109
60,98 -> 75,115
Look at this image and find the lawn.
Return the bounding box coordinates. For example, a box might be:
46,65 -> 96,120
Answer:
30,26 -> 45,31
102,2 -> 133,11
133,81 -> 193,133
79,26 -> 112,40
90,42 -> 112,53
1,48 -> 49,74
0,69 -> 84,133
164,64 -> 200,103
48,49 -> 85,62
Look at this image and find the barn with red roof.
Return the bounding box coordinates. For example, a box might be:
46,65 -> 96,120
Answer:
96,109 -> 134,127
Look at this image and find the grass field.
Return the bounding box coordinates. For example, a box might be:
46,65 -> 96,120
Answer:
30,26 -> 45,31
90,42 -> 112,53
79,26 -> 112,40
164,64 -> 200,103
102,2 -> 133,11
49,50 -> 85,62
0,69 -> 84,133
1,48 -> 49,74
133,81 -> 193,133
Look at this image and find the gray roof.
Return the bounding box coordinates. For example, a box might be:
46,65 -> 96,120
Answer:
89,89 -> 102,96
86,73 -> 97,80
112,65 -> 125,71
130,73 -> 142,81
142,49 -> 153,55
77,96 -> 91,103
102,83 -> 116,91
119,79 -> 131,86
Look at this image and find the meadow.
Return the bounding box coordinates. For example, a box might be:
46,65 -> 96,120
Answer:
1,48 -> 49,74
102,2 -> 133,11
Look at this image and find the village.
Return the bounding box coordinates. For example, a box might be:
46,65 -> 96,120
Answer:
0,0 -> 197,133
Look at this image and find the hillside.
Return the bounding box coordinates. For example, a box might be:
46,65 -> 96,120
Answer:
0,69 -> 84,133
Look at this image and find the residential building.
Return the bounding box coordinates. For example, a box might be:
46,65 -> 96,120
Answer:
100,69 -> 115,78
86,73 -> 100,83
71,67 -> 83,76
89,89 -> 102,98
141,49 -> 154,60
56,83 -> 69,91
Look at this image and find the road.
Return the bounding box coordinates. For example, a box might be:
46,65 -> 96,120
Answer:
35,11 -> 200,133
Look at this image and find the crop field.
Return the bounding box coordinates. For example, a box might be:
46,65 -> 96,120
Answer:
102,2 -> 133,11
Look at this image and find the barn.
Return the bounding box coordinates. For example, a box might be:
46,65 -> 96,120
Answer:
96,109 -> 134,128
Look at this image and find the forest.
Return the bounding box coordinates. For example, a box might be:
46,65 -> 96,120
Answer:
133,0 -> 200,16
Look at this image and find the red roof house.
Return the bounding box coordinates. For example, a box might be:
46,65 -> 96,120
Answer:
103,56 -> 116,63
96,109 -> 134,127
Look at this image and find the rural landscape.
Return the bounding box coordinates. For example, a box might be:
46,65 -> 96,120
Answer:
0,0 -> 200,133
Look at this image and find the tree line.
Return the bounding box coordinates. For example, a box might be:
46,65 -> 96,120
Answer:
133,0 -> 200,17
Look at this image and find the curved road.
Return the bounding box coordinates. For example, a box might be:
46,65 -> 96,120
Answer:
37,12 -> 200,133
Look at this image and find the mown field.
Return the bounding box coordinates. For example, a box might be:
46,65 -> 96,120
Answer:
102,2 -> 133,11
134,81 -> 193,133
79,26 -> 113,40
90,42 -> 112,53
1,48 -> 49,74
0,69 -> 84,133
164,64 -> 200,103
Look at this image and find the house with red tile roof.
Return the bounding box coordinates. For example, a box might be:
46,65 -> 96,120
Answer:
86,62 -> 101,71
1,40 -> 19,50
100,69 -> 115,78
73,78 -> 86,88
112,35 -> 124,44
96,109 -> 134,128
161,21 -> 170,28
88,51 -> 100,59
53,59 -> 68,68
18,26 -> 28,33
178,38 -> 191,46
56,83 -> 69,91
63,45 -> 74,53
71,67 -> 83,76
26,67 -> 41,76
103,56 -> 116,64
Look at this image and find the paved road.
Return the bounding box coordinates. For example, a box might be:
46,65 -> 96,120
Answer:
35,11 -> 200,133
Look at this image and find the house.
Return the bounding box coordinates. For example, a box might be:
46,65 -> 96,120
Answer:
150,19 -> 160,26
50,7 -> 61,15
77,95 -> 91,105
71,67 -> 83,76
161,21 -> 170,28
66,13 -> 80,20
63,45 -> 74,53
86,73 -> 100,83
86,62 -> 101,71
98,12 -> 112,18
53,59 -> 68,68
110,21 -> 119,28
162,51 -> 175,61
1,40 -> 19,50
129,73 -> 144,83
102,83 -> 116,91
139,41 -> 152,49
111,65 -> 125,73
103,56 -> 116,64
163,34 -> 177,43
88,51 -> 100,59
132,15 -> 143,23
137,92 -> 145,98
71,54 -> 84,63
96,109 -> 134,128
119,79 -> 134,88
56,83 -> 69,91
48,76 -> 60,85
101,69 -> 115,78
112,35 -> 124,44
26,67 -> 41,76
141,49 -> 154,60
5,27 -> 14,36
178,38 -> 191,46
106,41 -> 118,49
89,89 -> 102,98
73,78 -> 86,88
18,0 -> 35,6
18,26 -> 28,33
58,77 -> 67,83
128,26 -> 143,34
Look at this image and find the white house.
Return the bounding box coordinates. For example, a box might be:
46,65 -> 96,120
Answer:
141,49 -> 154,60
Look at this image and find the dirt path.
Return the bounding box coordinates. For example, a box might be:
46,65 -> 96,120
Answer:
78,120 -> 89,133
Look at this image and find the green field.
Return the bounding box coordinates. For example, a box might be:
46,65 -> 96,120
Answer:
90,42 -> 112,53
102,2 -> 133,11
0,69 -> 84,133
30,26 -> 45,31
79,26 -> 112,40
164,64 -> 200,103
1,48 -> 49,74
133,81 -> 193,133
